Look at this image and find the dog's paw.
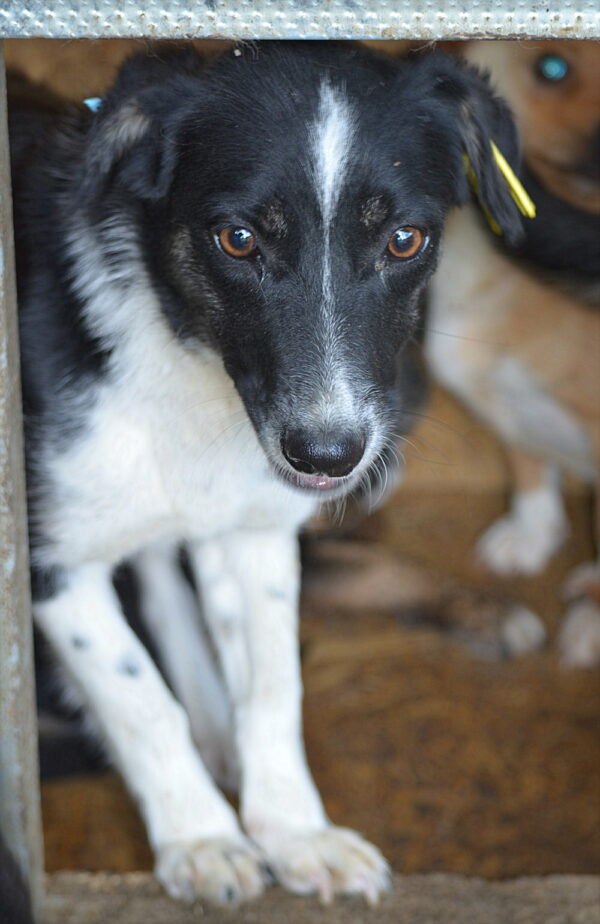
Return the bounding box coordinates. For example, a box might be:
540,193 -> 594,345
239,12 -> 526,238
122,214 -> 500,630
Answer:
558,599 -> 600,669
257,826 -> 390,905
500,606 -> 547,657
563,561 -> 600,601
441,587 -> 546,660
476,509 -> 567,576
155,837 -> 267,905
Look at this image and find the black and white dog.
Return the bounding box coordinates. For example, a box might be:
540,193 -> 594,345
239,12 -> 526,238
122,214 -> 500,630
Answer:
10,42 -> 522,905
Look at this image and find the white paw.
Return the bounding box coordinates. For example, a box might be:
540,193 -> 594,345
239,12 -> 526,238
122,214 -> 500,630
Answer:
257,826 -> 390,905
155,837 -> 267,905
501,606 -> 547,657
563,561 -> 600,601
476,510 -> 567,576
558,600 -> 600,669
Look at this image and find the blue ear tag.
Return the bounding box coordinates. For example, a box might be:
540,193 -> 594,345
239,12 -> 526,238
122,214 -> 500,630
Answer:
83,97 -> 103,113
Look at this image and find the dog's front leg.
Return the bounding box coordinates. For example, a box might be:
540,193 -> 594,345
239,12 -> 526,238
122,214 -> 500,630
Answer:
133,542 -> 238,790
560,477 -> 600,668
476,451 -> 568,576
34,562 -> 265,904
191,531 -> 390,903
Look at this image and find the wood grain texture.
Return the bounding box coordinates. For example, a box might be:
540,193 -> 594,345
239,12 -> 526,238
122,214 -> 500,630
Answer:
43,872 -> 600,924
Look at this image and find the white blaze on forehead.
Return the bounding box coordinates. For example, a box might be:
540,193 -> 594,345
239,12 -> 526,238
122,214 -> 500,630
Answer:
309,81 -> 358,424
311,81 -> 355,225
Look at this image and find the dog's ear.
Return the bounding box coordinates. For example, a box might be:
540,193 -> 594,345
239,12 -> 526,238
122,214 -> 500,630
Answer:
409,53 -> 524,243
80,45 -> 205,203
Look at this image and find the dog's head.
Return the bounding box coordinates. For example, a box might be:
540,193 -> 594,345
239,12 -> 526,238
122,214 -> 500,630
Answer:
465,40 -> 600,214
80,42 -> 521,496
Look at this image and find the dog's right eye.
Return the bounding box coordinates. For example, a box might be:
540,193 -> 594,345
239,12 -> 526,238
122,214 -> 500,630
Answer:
217,227 -> 257,258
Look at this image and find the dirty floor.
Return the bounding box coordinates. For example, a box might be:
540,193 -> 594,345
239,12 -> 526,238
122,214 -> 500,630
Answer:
43,872 -> 600,924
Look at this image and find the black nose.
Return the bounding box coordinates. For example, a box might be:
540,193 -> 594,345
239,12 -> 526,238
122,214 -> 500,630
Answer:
281,429 -> 365,478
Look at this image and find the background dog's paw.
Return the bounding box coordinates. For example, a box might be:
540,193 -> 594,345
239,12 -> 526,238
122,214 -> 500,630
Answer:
563,561 -> 600,602
558,599 -> 600,669
155,837 -> 267,905
475,510 -> 567,575
441,590 -> 546,660
259,826 -> 390,905
500,606 -> 547,658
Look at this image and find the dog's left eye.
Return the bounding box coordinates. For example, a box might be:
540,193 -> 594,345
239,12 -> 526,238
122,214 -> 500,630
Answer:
387,227 -> 427,260
217,227 -> 257,258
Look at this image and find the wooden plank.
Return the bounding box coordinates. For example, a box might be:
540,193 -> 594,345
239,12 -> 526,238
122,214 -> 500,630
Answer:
43,872 -> 600,924
0,39 -> 44,920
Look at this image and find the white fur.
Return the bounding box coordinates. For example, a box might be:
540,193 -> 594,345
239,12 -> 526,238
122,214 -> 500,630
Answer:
309,82 -> 361,429
476,465 -> 569,575
133,543 -> 238,789
189,530 -> 390,902
487,359 -> 595,480
560,560 -> 600,667
36,225 -> 314,573
500,606 -> 547,657
563,560 -> 600,601
34,565 -> 245,850
312,82 -> 353,227
559,599 -> 600,668
33,215 -> 388,902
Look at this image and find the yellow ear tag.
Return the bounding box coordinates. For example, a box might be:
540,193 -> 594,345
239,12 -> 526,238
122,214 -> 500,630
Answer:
464,141 -> 536,235
490,141 -> 536,219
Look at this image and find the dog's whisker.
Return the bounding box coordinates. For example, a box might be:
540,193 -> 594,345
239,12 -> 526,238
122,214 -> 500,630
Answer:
392,432 -> 458,468
398,408 -> 476,441
384,430 -> 443,464
193,413 -> 250,466
396,429 -> 457,467
165,392 -> 243,424
422,326 -> 506,348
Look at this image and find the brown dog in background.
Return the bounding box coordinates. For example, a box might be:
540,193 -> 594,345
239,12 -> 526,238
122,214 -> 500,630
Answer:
427,41 -> 600,667
467,41 -> 599,214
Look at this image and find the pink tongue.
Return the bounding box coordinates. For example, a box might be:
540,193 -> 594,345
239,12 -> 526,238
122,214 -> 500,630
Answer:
300,473 -> 337,490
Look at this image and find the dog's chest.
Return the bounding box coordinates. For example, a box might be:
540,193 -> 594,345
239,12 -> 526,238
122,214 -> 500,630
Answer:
44,347 -> 313,567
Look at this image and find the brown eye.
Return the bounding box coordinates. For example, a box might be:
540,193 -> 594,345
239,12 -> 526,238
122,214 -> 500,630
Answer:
218,227 -> 257,258
387,227 -> 426,260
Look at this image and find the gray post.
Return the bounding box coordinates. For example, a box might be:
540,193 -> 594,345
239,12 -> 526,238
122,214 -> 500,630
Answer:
0,39 -> 44,920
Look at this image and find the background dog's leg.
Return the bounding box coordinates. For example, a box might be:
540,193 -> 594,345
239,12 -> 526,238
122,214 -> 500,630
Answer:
560,476 -> 600,667
134,543 -> 238,790
191,531 -> 390,904
34,562 -> 265,904
476,451 -> 568,575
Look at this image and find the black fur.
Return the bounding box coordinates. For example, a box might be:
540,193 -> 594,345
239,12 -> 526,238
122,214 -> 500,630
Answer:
10,42 -> 521,583
510,165 -> 600,304
8,45 -> 526,897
